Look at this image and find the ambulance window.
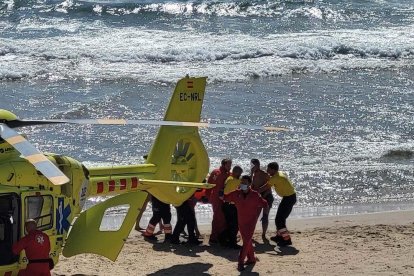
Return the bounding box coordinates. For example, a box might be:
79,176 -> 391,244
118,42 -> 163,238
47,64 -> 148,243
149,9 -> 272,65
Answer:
0,224 -> 4,240
25,195 -> 53,231
99,204 -> 130,231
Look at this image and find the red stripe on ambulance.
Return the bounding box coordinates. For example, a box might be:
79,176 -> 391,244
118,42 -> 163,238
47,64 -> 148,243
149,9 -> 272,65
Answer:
109,180 -> 115,192
120,179 -> 127,190
131,177 -> 139,189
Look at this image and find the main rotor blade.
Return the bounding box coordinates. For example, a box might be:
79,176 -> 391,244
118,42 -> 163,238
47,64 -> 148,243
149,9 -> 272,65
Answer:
0,123 -> 70,186
10,119 -> 288,132
6,119 -> 66,128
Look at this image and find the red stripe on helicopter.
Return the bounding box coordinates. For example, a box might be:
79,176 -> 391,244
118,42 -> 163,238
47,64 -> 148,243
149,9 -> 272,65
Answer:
97,182 -> 104,194
109,180 -> 115,192
187,81 -> 193,89
120,179 -> 127,190
131,177 -> 139,189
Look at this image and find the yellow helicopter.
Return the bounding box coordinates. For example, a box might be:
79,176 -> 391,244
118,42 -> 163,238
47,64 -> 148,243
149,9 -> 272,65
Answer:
0,76 -> 286,275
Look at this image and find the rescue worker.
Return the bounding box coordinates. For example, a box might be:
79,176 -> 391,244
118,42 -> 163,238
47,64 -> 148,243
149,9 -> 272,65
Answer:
267,162 -> 297,246
206,158 -> 232,244
142,196 -> 172,242
12,219 -> 52,276
220,165 -> 243,249
225,175 -> 268,272
171,194 -> 202,245
250,159 -> 273,239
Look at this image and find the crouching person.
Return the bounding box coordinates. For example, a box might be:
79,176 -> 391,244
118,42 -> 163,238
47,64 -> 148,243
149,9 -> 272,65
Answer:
225,175 -> 268,271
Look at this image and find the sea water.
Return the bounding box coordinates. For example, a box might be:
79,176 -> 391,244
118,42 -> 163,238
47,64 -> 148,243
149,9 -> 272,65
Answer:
1,0 -> 413,225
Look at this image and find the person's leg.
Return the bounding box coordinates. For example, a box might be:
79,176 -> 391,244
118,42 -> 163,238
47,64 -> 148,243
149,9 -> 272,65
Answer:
245,239 -> 256,264
190,205 -> 201,238
274,194 -> 296,245
228,204 -> 239,247
185,202 -> 201,244
219,203 -> 232,246
26,264 -> 51,276
161,202 -> 172,241
276,194 -> 296,230
262,193 -> 274,238
186,204 -> 195,239
142,197 -> 161,239
210,199 -> 225,242
238,231 -> 254,271
171,205 -> 185,243
238,241 -> 249,270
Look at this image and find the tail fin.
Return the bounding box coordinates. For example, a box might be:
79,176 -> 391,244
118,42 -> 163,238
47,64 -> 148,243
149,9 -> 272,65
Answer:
163,76 -> 207,122
146,76 -> 209,206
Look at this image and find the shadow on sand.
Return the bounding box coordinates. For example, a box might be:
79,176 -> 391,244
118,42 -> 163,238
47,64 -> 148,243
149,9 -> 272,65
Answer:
253,238 -> 300,256
151,241 -> 239,261
147,236 -> 298,275
274,246 -> 300,256
147,262 -> 213,276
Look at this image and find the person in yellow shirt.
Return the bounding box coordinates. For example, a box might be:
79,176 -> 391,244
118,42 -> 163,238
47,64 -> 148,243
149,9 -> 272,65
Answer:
267,162 -> 296,246
219,165 -> 243,249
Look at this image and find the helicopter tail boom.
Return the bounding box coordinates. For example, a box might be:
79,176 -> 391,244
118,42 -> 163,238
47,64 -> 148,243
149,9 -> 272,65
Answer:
87,170 -> 214,198
144,76 -> 210,206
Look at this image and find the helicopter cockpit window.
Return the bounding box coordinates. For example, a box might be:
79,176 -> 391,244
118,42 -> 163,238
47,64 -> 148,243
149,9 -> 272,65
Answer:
25,195 -> 53,231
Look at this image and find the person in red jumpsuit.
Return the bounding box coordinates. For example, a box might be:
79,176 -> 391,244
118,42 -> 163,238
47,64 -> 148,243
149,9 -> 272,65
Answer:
206,158 -> 232,244
225,175 -> 268,271
12,219 -> 52,276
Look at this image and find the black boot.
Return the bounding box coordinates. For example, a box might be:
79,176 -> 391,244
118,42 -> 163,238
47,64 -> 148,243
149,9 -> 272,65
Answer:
270,235 -> 283,243
164,233 -> 172,243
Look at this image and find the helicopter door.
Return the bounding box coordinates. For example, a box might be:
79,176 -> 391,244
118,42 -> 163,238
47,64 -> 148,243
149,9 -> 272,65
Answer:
63,191 -> 148,261
0,193 -> 20,265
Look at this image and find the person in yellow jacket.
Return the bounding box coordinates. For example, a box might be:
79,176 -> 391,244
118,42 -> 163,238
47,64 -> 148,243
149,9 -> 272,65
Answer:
267,162 -> 296,246
219,165 -> 243,248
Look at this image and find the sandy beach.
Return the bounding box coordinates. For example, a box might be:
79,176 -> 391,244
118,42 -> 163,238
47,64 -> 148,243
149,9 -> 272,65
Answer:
53,209 -> 414,275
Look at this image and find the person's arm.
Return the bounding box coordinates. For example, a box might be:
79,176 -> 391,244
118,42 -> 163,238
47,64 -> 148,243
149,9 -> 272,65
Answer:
258,184 -> 270,194
260,196 -> 269,209
207,171 -> 217,184
205,171 -> 217,199
258,173 -> 271,194
219,176 -> 228,200
223,178 -> 231,197
12,235 -> 28,255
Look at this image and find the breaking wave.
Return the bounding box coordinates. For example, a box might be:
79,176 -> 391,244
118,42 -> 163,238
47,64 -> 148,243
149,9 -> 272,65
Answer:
2,0 -> 412,21
2,0 -> 414,83
1,23 -> 414,83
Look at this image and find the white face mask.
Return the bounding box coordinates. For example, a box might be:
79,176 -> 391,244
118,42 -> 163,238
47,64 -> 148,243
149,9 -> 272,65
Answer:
240,184 -> 249,191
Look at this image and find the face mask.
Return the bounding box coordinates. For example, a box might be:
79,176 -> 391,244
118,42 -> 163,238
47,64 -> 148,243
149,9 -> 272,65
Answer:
240,184 -> 248,191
